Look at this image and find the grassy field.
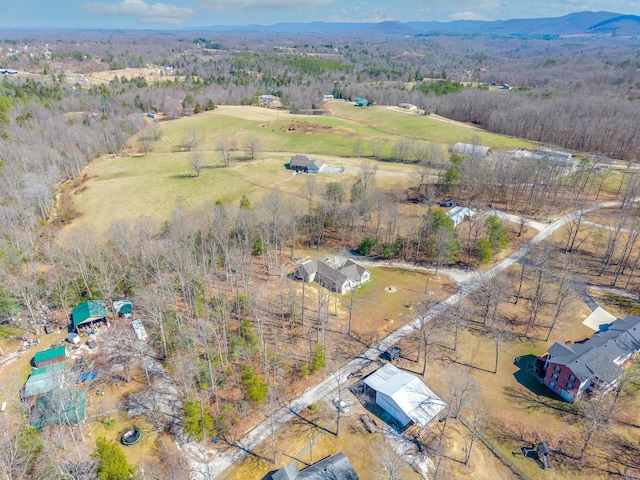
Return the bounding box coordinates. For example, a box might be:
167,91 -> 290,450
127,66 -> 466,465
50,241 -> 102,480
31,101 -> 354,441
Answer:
61,103 -> 533,236
327,101 -> 535,150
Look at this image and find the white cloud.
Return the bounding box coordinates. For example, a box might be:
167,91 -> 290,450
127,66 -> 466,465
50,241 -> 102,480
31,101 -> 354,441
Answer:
449,10 -> 488,20
194,0 -> 334,12
80,0 -> 194,24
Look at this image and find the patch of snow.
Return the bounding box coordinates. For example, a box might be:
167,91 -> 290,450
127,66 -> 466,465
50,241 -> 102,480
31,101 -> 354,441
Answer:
381,424 -> 433,479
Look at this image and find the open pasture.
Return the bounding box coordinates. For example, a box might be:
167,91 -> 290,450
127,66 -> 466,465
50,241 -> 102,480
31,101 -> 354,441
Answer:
62,103 -> 532,235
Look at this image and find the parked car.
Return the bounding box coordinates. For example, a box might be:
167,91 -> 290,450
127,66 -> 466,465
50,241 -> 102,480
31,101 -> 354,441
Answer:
331,397 -> 350,414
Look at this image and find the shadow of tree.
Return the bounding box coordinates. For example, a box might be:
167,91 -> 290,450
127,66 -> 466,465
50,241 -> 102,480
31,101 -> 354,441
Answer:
503,384 -> 578,420
512,354 -> 566,400
168,174 -> 195,179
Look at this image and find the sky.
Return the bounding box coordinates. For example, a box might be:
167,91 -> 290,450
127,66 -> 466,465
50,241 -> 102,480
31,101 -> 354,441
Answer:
1,0 -> 639,29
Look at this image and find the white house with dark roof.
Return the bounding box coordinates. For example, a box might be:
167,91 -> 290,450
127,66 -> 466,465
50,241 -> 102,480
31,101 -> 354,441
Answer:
446,206 -> 476,228
538,315 -> 640,402
288,155 -> 326,173
294,257 -> 370,294
363,363 -> 446,428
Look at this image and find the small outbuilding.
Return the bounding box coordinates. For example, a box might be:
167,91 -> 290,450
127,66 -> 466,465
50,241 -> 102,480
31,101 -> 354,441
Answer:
23,364 -> 64,405
452,142 -> 492,158
33,346 -> 68,368
354,97 -> 369,107
113,299 -> 133,316
72,300 -> 107,327
67,332 -> 80,345
363,363 -> 445,429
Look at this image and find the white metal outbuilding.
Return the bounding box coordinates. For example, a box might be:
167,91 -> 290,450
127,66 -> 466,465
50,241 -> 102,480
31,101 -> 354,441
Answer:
363,363 -> 446,427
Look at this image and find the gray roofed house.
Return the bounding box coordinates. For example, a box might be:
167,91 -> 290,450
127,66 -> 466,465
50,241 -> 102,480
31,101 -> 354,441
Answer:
270,453 -> 359,480
452,142 -> 491,158
539,316 -> 640,402
294,257 -> 370,294
288,155 -> 326,173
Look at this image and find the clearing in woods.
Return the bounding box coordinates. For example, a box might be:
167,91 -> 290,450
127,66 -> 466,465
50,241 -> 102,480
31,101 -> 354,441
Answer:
59,102 -> 532,236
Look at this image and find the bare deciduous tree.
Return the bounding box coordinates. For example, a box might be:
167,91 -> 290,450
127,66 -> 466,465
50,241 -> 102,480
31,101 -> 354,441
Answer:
245,136 -> 261,160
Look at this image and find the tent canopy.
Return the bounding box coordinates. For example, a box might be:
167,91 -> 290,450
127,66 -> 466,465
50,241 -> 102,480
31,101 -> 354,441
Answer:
113,299 -> 133,315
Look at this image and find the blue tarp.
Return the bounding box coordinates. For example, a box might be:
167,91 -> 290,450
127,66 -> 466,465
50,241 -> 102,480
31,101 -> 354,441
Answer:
76,371 -> 98,383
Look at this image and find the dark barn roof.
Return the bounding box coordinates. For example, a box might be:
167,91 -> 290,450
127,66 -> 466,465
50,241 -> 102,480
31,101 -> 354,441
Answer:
270,453 -> 359,480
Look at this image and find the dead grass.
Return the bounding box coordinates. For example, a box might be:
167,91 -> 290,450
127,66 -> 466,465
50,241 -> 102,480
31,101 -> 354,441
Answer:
222,388 -> 513,480
588,291 -> 640,317
57,101 -> 531,237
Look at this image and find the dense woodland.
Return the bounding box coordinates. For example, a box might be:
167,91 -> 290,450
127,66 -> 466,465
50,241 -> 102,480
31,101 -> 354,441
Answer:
1,29 -> 640,478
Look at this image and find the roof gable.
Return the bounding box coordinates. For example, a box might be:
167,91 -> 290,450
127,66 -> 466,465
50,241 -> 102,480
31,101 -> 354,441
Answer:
446,206 -> 476,220
363,364 -> 446,427
298,453 -> 359,479
33,346 -> 67,364
271,453 -> 358,480
300,257 -> 368,291
72,300 -> 107,326
548,316 -> 640,383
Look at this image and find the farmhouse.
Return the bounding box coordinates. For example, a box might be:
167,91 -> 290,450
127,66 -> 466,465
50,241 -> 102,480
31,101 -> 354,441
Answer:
33,345 -> 68,368
288,155 -> 326,173
294,257 -> 370,294
363,363 -> 446,429
446,206 -> 476,227
537,316 -> 640,402
452,142 -> 492,158
72,300 -> 107,327
270,452 -> 359,480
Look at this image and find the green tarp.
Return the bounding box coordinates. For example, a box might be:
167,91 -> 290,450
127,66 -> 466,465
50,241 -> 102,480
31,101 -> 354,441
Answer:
31,389 -> 86,430
72,300 -> 107,326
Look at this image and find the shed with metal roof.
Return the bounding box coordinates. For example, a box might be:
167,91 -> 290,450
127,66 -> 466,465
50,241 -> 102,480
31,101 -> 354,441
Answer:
33,346 -> 68,368
363,363 -> 445,428
72,300 -> 107,327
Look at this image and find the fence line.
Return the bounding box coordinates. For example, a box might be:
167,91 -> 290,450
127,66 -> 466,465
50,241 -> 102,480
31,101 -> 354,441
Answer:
458,417 -> 533,480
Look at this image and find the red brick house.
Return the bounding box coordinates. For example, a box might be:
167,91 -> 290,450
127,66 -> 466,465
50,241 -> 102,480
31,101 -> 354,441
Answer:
537,316 -> 640,402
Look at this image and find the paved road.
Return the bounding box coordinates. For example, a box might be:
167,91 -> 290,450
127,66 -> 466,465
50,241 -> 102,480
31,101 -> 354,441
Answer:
186,199 -> 623,479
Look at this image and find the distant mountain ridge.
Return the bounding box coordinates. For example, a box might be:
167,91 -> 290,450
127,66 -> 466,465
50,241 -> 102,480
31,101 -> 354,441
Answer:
195,11 -> 640,37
